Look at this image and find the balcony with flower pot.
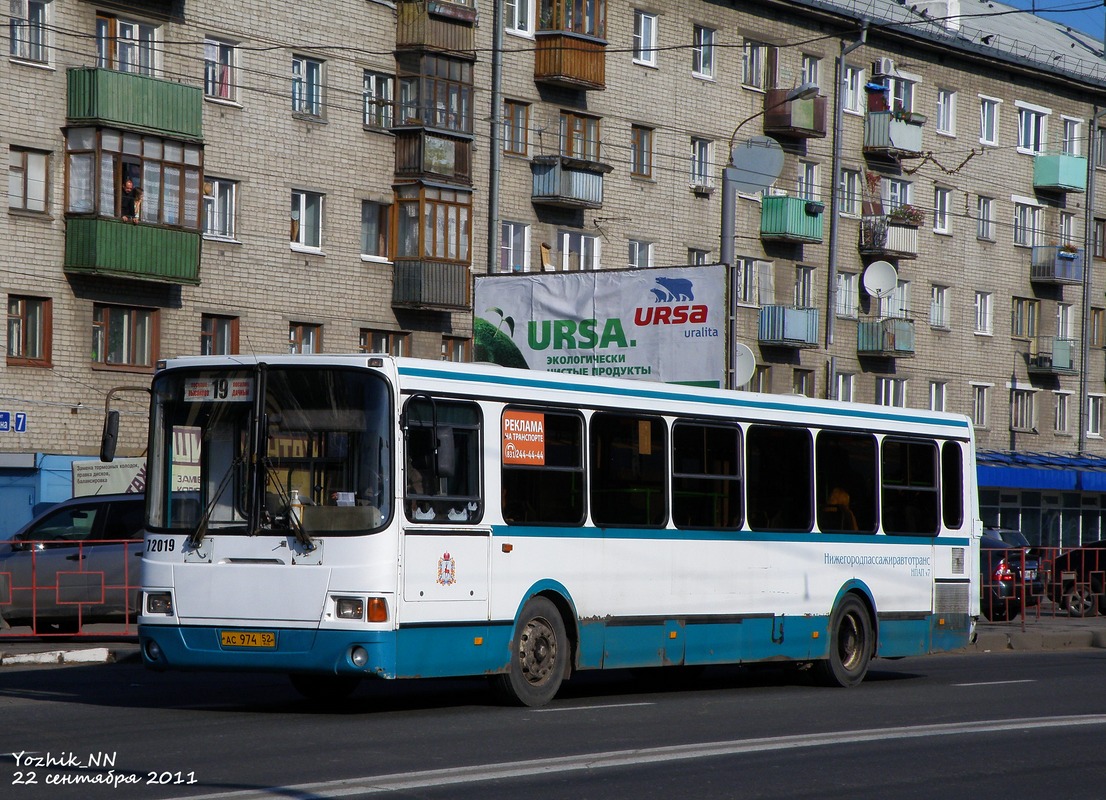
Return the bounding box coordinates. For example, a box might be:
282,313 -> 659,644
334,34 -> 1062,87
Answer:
857,205 -> 921,259
760,196 -> 825,243
1030,244 -> 1084,284
863,110 -> 924,157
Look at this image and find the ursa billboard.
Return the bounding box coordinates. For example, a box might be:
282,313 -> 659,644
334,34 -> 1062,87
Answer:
473,265 -> 726,387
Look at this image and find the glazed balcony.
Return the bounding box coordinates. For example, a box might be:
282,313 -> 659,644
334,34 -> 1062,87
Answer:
857,317 -> 915,357
1027,336 -> 1077,375
392,260 -> 470,310
533,32 -> 606,90
762,89 -> 827,139
1030,245 -> 1084,284
863,111 -> 924,157
1033,153 -> 1087,193
64,218 -> 201,285
67,67 -> 202,141
758,306 -> 819,348
858,216 -> 918,259
760,196 -> 824,243
393,130 -> 472,184
395,0 -> 477,54
531,155 -> 612,209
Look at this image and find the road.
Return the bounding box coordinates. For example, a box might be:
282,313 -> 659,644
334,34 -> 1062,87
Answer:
2,651 -> 1106,799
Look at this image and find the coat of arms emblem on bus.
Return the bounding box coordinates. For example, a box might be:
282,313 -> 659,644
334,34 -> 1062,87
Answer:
437,552 -> 457,586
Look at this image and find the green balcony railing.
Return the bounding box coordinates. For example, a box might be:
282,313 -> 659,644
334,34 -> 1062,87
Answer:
1033,153 -> 1087,193
64,218 -> 201,284
857,317 -> 915,357
67,67 -> 203,141
760,196 -> 824,243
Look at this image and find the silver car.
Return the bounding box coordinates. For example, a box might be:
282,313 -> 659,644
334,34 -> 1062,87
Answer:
0,493 -> 145,633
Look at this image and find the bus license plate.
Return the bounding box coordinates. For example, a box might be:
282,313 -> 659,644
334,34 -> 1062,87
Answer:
220,631 -> 276,648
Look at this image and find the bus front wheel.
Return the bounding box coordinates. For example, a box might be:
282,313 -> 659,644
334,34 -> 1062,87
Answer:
493,596 -> 568,707
813,595 -> 873,688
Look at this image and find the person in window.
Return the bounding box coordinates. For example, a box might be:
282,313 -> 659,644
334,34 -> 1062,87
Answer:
825,486 -> 858,531
121,178 -> 142,224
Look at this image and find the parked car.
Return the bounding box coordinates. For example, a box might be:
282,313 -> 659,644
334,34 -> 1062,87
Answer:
1047,540 -> 1106,617
0,493 -> 145,633
980,531 -> 1045,622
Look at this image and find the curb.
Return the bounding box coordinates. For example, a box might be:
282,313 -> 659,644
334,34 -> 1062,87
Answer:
0,646 -> 141,667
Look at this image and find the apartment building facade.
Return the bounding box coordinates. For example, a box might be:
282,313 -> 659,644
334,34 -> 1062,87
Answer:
4,0 -> 1106,542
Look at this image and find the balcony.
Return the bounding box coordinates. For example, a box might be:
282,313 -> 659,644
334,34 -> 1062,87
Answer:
395,0 -> 477,54
67,67 -> 202,141
531,155 -> 612,209
858,217 -> 918,259
1027,336 -> 1077,375
760,196 -> 824,243
1033,153 -> 1087,193
762,89 -> 827,139
1030,245 -> 1084,284
857,317 -> 915,357
64,218 -> 201,285
863,111 -> 924,157
758,306 -> 819,348
534,32 -> 606,90
394,130 -> 472,184
392,260 -> 470,310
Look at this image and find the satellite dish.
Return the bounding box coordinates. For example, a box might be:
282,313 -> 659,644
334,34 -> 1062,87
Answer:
863,260 -> 898,298
725,136 -> 785,194
733,343 -> 757,388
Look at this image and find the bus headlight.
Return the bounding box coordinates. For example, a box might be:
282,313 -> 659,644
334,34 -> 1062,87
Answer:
146,592 -> 173,615
336,597 -> 364,620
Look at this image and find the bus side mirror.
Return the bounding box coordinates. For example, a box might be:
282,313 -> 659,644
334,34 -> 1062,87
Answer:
436,427 -> 456,479
100,410 -> 120,462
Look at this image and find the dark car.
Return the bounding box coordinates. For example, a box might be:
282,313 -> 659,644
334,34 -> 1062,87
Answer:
1047,540 -> 1106,617
0,493 -> 145,633
980,531 -> 1045,622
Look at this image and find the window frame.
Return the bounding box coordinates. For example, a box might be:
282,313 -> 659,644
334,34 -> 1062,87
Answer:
632,10 -> 657,67
92,303 -> 158,371
630,124 -> 653,178
291,54 -> 324,118
505,0 -> 534,36
395,184 -> 472,264
204,38 -> 237,102
202,177 -> 236,240
690,136 -> 712,189
500,220 -> 530,273
933,186 -> 951,233
8,146 -> 48,212
289,321 -> 322,355
628,239 -> 653,269
363,70 -> 394,129
1011,388 -> 1036,432
6,294 -> 51,366
936,88 -> 956,136
1016,102 -> 1050,155
692,25 -> 715,79
929,284 -> 950,329
290,189 -> 324,251
360,200 -> 391,262
977,195 -> 995,240
9,0 -> 49,64
979,96 -> 1000,146
96,13 -> 156,76
200,314 -> 239,356
503,99 -> 529,156
559,229 -> 601,271
974,291 -> 993,335
360,328 -> 408,356
559,110 -> 600,161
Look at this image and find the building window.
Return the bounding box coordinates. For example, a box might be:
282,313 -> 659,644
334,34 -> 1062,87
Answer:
1097,127 -> 1106,169
1062,117 -> 1082,156
396,53 -> 473,133
801,54 -> 820,86
836,373 -> 854,402
204,39 -> 237,101
930,285 -> 950,329
6,295 -> 50,366
877,377 -> 906,408
836,272 -> 858,318
1011,389 -> 1035,432
1016,103 -> 1049,154
361,200 -> 390,260
975,291 -> 993,335
889,76 -> 914,113
1057,302 -> 1073,339
690,137 -> 712,189
559,111 -> 600,161
733,257 -> 772,305
794,265 -> 814,307
742,40 -> 768,88
972,385 -> 989,428
976,196 -> 995,240
64,127 -> 202,230
632,10 -> 657,67
936,89 -> 956,135
8,147 -> 47,212
740,365 -> 770,393
442,336 -> 469,362
1096,218 -> 1106,259
559,230 -> 600,271
92,304 -> 157,369
538,0 -> 605,36
628,239 -> 653,269
793,369 -> 814,398
843,65 -> 863,113
9,0 -> 48,63
929,382 -> 946,412
500,220 -> 529,273
1092,307 -> 1105,348
979,97 -> 999,145
1060,211 -> 1077,247
363,70 -> 393,128
839,168 -> 861,216
200,314 -> 238,356
797,161 -> 819,201
1011,297 -> 1039,339
1088,396 -> 1103,438
360,329 -> 407,356
878,280 -> 910,321
630,125 -> 653,178
884,178 -> 912,210
289,322 -> 321,355
933,187 -> 951,233
202,178 -> 236,239
96,14 -> 156,75
290,190 -> 323,250
688,248 -> 708,265
505,0 -> 533,35
692,26 -> 715,78
395,184 -> 471,263
292,55 -> 323,117
1056,392 -> 1070,434
1013,201 -> 1041,247
503,100 -> 529,155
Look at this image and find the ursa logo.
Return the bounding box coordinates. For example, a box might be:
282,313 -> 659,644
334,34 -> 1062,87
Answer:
636,277 -> 708,326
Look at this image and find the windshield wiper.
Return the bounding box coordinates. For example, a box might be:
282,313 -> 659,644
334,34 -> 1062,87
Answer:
187,455 -> 245,550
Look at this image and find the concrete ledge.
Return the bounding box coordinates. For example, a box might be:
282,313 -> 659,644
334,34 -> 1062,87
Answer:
1,647 -> 114,666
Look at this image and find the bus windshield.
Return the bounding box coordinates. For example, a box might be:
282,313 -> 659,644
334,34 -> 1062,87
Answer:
147,366 -> 393,537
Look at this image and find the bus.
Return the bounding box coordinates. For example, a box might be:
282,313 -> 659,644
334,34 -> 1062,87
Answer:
123,355 -> 981,706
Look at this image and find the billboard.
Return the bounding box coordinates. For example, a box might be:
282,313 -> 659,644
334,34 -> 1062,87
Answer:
474,265 -> 727,387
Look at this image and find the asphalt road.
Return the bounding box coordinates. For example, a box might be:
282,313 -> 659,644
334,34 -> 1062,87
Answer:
2,650 -> 1106,800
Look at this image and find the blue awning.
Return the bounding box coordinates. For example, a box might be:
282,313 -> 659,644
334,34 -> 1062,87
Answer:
977,451 -> 1106,492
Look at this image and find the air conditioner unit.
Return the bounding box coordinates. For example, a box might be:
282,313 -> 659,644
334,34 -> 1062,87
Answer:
871,57 -> 895,76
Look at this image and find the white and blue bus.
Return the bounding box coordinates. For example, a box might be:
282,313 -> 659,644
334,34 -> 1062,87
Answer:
127,355 -> 980,706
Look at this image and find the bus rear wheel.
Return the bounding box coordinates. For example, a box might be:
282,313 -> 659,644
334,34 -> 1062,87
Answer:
289,674 -> 361,702
813,595 -> 873,688
493,596 -> 568,707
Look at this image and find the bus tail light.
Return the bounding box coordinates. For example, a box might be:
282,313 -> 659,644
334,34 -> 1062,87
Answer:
367,597 -> 388,622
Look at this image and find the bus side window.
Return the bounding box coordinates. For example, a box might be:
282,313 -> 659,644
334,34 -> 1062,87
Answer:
746,425 -> 813,532
941,441 -> 964,529
815,430 -> 877,534
881,438 -> 940,535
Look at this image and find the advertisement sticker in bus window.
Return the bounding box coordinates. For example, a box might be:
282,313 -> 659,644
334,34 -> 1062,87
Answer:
183,377 -> 255,402
503,411 -> 545,465
172,426 -> 201,492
